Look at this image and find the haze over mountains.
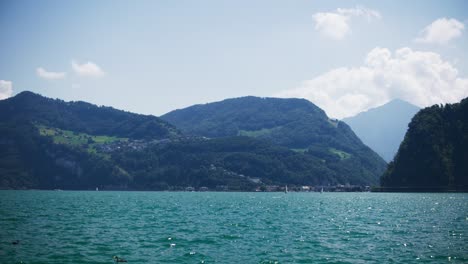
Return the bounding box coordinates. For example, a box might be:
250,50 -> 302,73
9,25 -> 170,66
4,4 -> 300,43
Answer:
343,99 -> 420,162
0,92 -> 386,190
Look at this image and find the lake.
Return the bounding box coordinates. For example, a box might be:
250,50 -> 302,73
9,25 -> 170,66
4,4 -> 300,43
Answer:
0,191 -> 466,263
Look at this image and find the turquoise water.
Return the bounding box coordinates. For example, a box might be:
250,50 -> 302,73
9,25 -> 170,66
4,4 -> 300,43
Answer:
0,191 -> 466,263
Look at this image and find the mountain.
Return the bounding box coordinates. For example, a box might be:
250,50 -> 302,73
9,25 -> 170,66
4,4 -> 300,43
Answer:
162,96 -> 326,146
0,91 -> 180,189
0,92 -> 385,190
381,98 -> 468,191
342,99 -> 420,162
0,91 -> 180,140
161,96 -> 387,184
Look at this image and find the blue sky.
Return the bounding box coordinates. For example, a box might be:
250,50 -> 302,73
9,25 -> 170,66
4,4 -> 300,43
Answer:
1,0 -> 467,118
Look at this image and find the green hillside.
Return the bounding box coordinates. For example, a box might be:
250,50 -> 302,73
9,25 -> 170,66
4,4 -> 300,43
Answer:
0,92 -> 387,190
0,91 -> 180,140
381,98 -> 468,191
162,96 -> 387,184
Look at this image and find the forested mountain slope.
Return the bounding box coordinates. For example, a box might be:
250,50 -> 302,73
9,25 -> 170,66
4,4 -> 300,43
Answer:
381,98 -> 468,191
0,91 -> 180,140
0,92 -> 387,190
162,96 -> 387,184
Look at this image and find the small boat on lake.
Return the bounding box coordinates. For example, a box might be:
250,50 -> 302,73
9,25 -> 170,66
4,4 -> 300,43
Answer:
113,256 -> 127,263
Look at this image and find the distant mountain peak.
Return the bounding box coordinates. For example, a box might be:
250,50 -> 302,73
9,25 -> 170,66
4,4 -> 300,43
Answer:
353,99 -> 419,118
387,98 -> 409,104
12,90 -> 43,99
343,100 -> 420,162
384,98 -> 420,108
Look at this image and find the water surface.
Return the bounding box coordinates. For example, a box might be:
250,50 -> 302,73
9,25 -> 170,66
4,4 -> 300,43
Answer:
0,191 -> 466,263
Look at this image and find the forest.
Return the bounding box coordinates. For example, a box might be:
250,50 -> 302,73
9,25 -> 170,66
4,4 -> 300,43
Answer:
0,92 -> 386,190
381,98 -> 468,191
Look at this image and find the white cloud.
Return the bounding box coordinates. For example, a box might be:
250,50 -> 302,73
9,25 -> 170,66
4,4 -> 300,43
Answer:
313,12 -> 350,40
36,67 -> 66,80
313,6 -> 381,40
415,18 -> 464,44
0,80 -> 13,100
336,7 -> 381,21
72,60 -> 105,77
276,47 -> 468,119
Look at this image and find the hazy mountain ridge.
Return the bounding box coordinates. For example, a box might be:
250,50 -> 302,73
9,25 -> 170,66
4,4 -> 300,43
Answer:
342,99 -> 420,162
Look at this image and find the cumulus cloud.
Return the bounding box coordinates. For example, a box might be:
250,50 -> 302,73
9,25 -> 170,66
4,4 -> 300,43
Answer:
72,60 -> 105,77
415,18 -> 464,44
276,47 -> 468,119
0,80 -> 13,100
36,67 -> 66,80
313,6 -> 381,40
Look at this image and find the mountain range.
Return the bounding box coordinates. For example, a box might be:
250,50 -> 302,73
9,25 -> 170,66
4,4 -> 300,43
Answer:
0,92 -> 386,190
2,91 -> 466,192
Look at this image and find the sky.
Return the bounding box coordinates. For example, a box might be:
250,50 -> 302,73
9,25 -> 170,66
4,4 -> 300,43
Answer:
1,0 -> 467,119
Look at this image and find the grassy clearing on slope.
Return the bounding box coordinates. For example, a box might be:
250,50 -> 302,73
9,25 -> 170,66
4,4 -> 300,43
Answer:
238,126 -> 282,137
329,148 -> 351,160
37,125 -> 126,153
291,148 -> 308,153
